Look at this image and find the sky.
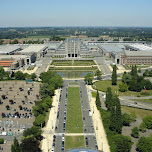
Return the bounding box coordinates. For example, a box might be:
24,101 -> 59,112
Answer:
0,0 -> 152,27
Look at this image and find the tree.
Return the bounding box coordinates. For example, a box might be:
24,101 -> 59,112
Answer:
122,73 -> 132,85
30,73 -> 37,80
84,73 -> 93,85
42,96 -> 52,108
23,126 -> 42,140
109,105 -> 116,131
11,137 -> 22,152
119,83 -> 128,92
115,95 -> 122,134
143,116 -> 152,129
131,127 -> 139,138
95,90 -> 101,109
130,65 -> 138,78
122,113 -> 132,126
20,137 -> 41,152
34,114 -> 45,127
111,65 -> 117,85
105,87 -> 112,111
0,66 -> 4,80
40,71 -> 63,89
39,83 -> 54,99
136,136 -> 152,152
96,70 -> 102,80
113,134 -> 133,152
15,71 -> 25,80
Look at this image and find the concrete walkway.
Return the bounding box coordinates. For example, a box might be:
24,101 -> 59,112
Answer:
87,85 -> 110,152
41,89 -> 60,152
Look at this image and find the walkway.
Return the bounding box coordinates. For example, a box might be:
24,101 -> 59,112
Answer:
41,89 -> 60,152
87,85 -> 110,152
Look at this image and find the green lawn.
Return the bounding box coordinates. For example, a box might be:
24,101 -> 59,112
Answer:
91,92 -> 97,98
133,99 -> 152,104
66,87 -> 83,133
51,60 -> 96,66
65,136 -> 85,150
94,80 -> 152,97
121,106 -> 152,118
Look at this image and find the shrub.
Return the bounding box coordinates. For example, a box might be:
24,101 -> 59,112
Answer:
122,113 -> 132,126
143,116 -> 152,129
0,138 -> 4,144
119,83 -> 128,92
131,127 -> 139,138
139,122 -> 147,133
113,134 -> 133,152
136,136 -> 152,152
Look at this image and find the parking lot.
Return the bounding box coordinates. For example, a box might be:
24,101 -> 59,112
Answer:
0,81 -> 40,151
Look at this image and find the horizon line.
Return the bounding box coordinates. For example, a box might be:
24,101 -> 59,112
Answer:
1,26 -> 152,28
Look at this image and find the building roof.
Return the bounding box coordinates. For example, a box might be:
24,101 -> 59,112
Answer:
0,55 -> 27,60
99,44 -> 125,52
125,50 -> 152,56
127,44 -> 152,51
0,45 -> 20,54
19,45 -> 47,53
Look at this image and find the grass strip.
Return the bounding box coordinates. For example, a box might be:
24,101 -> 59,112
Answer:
66,87 -> 83,133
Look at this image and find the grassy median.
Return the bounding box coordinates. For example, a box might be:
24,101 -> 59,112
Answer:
66,87 -> 83,133
65,136 -> 85,150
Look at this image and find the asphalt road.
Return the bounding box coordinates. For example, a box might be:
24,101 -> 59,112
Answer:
35,55 -> 52,76
95,57 -> 111,75
53,80 -> 98,152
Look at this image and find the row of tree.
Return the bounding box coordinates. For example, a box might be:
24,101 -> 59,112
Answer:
0,67 -> 37,81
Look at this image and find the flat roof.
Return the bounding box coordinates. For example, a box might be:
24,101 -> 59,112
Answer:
0,45 -> 20,54
99,44 -> 125,52
125,50 -> 152,56
20,45 -> 47,53
0,55 -> 27,60
127,44 -> 152,51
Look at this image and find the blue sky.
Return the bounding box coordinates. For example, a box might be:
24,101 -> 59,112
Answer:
0,0 -> 152,27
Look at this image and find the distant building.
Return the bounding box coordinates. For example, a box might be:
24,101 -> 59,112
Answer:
0,45 -> 21,55
51,38 -> 92,58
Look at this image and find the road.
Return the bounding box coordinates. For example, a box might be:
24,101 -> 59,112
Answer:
35,54 -> 52,76
54,80 -> 97,152
95,57 -> 111,75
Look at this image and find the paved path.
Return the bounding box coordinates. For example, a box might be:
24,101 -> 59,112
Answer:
41,89 -> 60,152
87,85 -> 110,152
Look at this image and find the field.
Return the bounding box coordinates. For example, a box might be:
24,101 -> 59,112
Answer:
66,87 -> 83,133
65,136 -> 85,150
121,106 -> 152,118
94,80 -> 152,97
51,60 -> 96,66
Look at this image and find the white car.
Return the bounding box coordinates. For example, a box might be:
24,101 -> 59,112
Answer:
62,136 -> 65,141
